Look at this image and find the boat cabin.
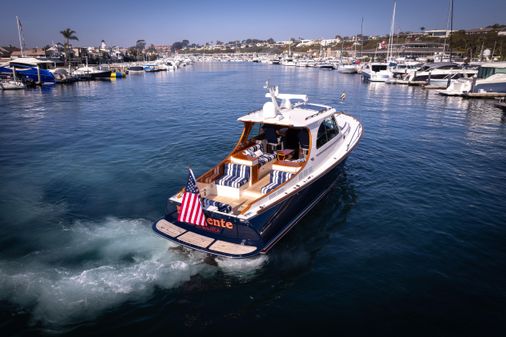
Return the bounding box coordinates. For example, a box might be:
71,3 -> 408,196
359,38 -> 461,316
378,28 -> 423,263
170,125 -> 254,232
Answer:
173,86 -> 347,218
476,62 -> 506,79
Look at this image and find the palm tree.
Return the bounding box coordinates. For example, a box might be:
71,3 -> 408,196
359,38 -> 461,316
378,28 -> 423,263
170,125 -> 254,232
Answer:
60,28 -> 78,66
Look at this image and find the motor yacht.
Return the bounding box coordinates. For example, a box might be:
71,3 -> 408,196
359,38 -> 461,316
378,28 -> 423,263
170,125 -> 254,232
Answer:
439,62 -> 506,96
361,62 -> 393,82
407,62 -> 477,85
73,65 -> 112,80
152,84 -> 363,258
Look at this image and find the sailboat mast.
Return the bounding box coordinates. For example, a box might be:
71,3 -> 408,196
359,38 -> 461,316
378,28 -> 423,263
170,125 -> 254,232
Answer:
16,16 -> 24,57
449,0 -> 454,63
388,1 -> 397,62
360,17 -> 364,58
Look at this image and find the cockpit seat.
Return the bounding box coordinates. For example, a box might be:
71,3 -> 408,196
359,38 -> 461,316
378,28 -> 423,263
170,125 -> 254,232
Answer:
216,163 -> 250,188
261,170 -> 293,194
202,198 -> 232,213
242,143 -> 276,166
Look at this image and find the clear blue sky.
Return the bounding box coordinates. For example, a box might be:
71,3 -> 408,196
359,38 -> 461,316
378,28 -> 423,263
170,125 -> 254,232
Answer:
1,0 -> 505,48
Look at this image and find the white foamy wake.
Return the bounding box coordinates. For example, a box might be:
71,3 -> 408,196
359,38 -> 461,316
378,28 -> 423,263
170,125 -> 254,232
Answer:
0,217 -> 212,324
0,217 -> 268,325
215,255 -> 269,281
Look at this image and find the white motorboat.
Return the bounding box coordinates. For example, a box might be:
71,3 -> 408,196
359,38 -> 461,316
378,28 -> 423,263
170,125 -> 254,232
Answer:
338,64 -> 358,74
391,61 -> 422,79
362,63 -> 393,82
439,62 -> 506,96
407,62 -> 477,85
0,80 -> 26,90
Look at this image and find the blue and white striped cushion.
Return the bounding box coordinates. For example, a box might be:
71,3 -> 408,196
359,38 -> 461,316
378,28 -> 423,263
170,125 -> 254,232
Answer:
242,144 -> 266,158
257,155 -> 269,166
202,198 -> 232,213
261,170 -> 292,194
216,163 -> 250,188
243,148 -> 255,157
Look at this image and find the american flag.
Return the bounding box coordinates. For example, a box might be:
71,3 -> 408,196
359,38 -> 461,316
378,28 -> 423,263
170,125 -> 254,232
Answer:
178,168 -> 207,226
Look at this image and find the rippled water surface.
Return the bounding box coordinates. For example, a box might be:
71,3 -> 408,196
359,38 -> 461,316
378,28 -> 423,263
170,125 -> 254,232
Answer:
1,63 -> 505,336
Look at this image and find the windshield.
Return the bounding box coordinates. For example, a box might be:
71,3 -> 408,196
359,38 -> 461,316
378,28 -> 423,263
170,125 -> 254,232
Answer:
372,65 -> 387,72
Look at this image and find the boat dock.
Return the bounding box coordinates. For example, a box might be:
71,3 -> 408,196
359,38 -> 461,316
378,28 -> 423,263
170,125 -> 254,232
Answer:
462,92 -> 506,99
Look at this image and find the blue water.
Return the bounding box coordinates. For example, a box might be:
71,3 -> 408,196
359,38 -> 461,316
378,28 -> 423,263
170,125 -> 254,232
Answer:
1,63 -> 505,336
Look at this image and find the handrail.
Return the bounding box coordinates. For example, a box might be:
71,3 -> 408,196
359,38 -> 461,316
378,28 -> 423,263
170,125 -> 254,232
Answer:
346,124 -> 362,151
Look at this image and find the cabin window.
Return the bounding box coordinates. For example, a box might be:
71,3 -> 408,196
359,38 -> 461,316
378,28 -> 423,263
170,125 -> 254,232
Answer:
372,65 -> 387,72
477,67 -> 506,79
316,117 -> 339,149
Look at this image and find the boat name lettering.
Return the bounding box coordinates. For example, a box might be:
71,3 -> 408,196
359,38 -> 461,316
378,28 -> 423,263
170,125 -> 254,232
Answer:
206,217 -> 234,230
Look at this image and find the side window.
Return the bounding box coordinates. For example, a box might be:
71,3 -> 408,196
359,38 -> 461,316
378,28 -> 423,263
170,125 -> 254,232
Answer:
250,123 -> 263,140
316,117 -> 340,149
316,124 -> 327,148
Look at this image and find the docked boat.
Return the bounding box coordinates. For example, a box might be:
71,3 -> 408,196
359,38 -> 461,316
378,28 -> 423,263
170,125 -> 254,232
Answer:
127,65 -> 144,73
0,57 -> 56,84
361,62 -> 393,82
438,62 -> 506,96
338,64 -> 359,74
315,62 -> 335,70
0,79 -> 26,90
143,64 -> 163,72
406,62 -> 477,85
280,57 -> 296,66
152,84 -> 363,258
51,68 -> 78,83
390,61 -> 422,79
362,1 -> 396,82
73,66 -> 112,80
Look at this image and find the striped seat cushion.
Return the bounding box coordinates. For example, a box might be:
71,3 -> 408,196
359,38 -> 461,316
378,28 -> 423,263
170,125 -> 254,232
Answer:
242,143 -> 263,157
216,163 -> 250,188
261,170 -> 293,194
202,198 -> 232,213
242,144 -> 275,166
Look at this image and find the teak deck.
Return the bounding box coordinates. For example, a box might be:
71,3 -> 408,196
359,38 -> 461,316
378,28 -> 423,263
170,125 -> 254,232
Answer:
155,219 -> 257,255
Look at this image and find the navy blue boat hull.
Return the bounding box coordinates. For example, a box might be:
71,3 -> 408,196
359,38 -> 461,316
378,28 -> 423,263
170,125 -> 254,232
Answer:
152,157 -> 348,258
0,66 -> 55,84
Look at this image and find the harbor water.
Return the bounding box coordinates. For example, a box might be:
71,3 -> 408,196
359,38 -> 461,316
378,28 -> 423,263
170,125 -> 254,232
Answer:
0,63 -> 505,336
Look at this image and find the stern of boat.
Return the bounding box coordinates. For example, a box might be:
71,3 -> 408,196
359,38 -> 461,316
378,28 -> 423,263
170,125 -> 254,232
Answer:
152,206 -> 264,258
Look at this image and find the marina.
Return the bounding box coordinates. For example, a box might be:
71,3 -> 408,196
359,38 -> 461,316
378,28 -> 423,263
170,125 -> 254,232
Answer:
1,62 -> 505,336
1,0 -> 506,335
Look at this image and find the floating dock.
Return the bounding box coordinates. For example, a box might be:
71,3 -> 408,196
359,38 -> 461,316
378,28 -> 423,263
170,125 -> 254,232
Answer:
462,92 -> 506,99
423,84 -> 448,90
407,81 -> 427,86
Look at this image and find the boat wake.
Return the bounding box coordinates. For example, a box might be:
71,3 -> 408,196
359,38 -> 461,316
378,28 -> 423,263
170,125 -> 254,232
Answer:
0,217 -> 267,325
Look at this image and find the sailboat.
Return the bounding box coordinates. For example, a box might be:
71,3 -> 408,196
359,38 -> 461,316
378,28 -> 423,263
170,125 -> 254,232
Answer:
0,17 -> 55,85
338,20 -> 363,74
362,1 -> 396,82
